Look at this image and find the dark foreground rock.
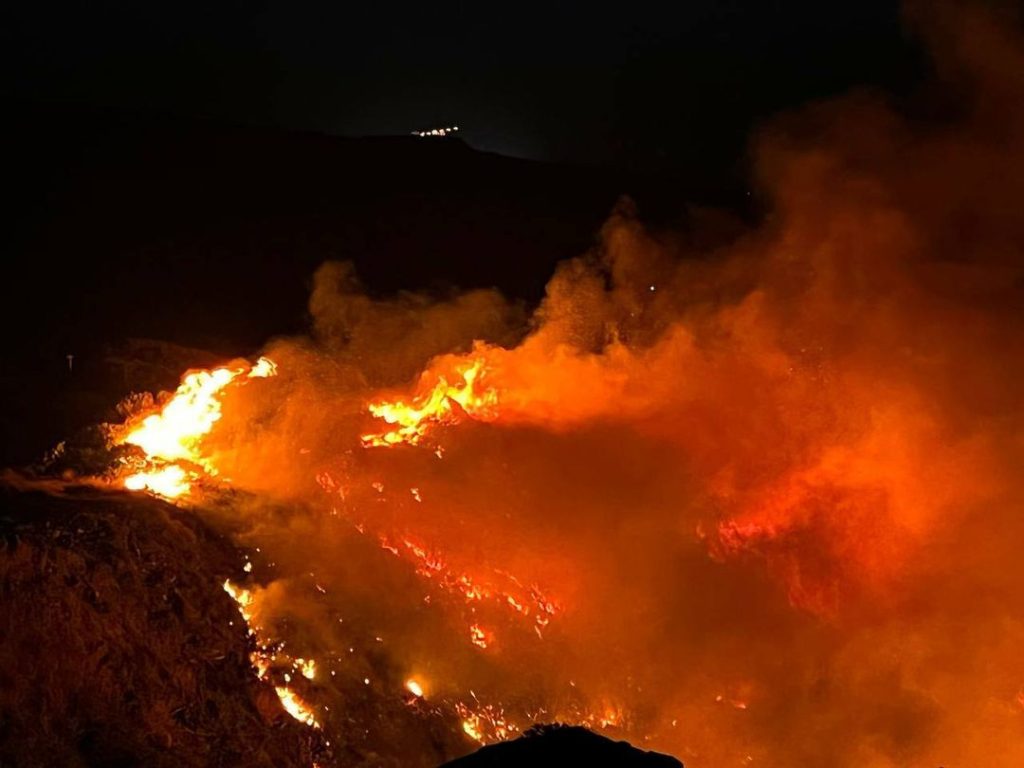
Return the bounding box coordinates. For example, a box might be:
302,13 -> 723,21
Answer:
439,725 -> 683,768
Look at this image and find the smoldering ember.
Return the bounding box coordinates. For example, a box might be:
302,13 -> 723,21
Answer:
3,2 -> 1024,767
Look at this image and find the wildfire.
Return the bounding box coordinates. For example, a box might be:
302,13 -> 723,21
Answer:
115,356 -> 276,499
361,358 -> 497,447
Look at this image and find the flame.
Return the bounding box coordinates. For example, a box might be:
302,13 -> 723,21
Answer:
295,658 -> 317,680
460,716 -> 484,743
222,579 -> 254,621
405,678 -> 425,698
248,356 -> 278,379
274,686 -> 321,729
122,366 -> 239,461
361,358 -> 497,447
116,356 -> 276,499
124,464 -> 192,498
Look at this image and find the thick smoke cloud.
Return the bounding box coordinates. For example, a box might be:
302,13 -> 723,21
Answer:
198,4 -> 1024,765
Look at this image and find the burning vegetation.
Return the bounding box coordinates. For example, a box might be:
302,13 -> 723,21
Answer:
5,4 -> 1024,767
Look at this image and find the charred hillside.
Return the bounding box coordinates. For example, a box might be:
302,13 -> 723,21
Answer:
0,477 -> 477,767
0,479 -> 317,767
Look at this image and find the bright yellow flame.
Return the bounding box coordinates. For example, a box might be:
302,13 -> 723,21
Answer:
361,359 -> 497,447
274,686 -> 321,728
124,465 -> 191,498
123,366 -> 240,460
117,357 -> 276,498
405,678 -> 425,698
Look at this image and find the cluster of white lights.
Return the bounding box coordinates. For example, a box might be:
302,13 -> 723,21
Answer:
412,125 -> 459,137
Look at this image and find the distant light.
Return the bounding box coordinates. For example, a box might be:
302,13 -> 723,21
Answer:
411,125 -> 460,138
649,285 -> 656,291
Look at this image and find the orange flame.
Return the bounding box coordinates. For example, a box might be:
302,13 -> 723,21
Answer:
361,358 -> 497,447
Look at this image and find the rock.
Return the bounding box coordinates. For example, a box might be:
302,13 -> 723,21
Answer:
438,725 -> 682,768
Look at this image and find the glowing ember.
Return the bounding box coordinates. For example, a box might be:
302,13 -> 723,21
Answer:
405,678 -> 425,698
361,358 -> 497,447
366,530 -> 559,636
598,704 -> 624,728
295,658 -> 317,680
469,624 -> 492,649
455,700 -> 518,744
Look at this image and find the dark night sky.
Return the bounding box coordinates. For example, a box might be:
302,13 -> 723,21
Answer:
6,1 -> 925,174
